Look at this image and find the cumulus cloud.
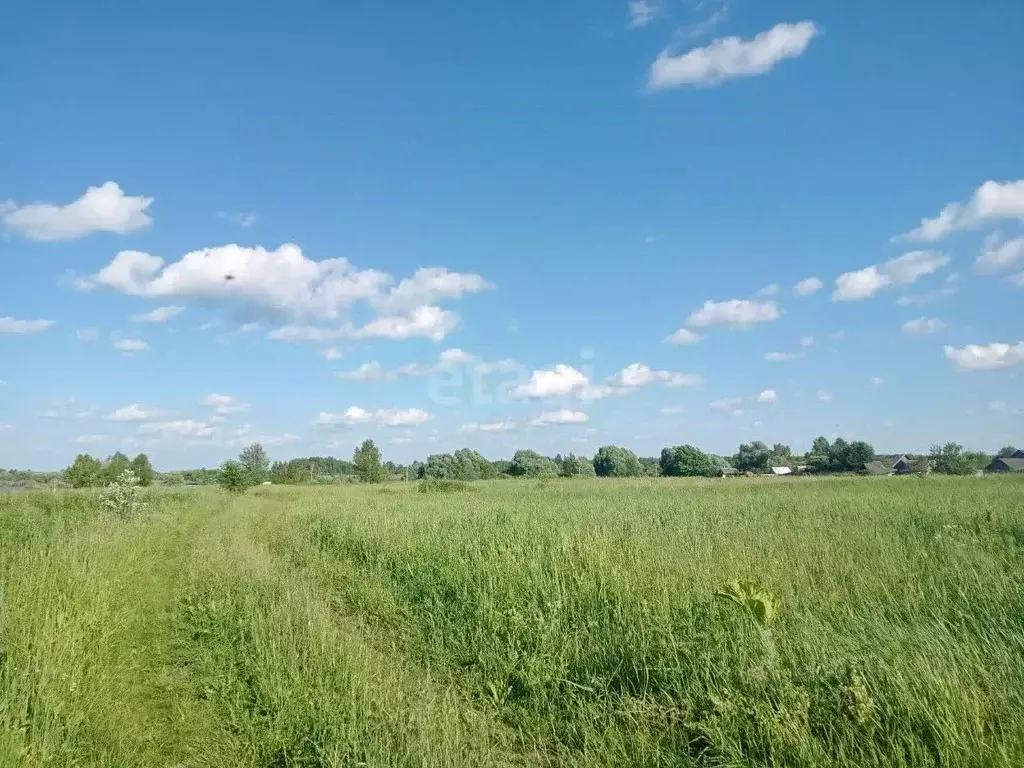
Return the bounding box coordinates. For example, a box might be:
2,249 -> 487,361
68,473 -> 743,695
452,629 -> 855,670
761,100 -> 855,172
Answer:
976,235 -> 1024,275
649,21 -> 818,90
793,276 -> 823,297
113,338 -> 150,355
755,389 -> 777,404
372,267 -> 492,315
530,409 -> 589,427
132,305 -> 183,323
461,420 -> 518,434
337,349 -> 474,381
1,182 -> 153,241
345,306 -> 461,342
475,358 -> 519,375
756,283 -> 780,297
686,299 -> 781,328
833,251 -> 949,301
314,407 -> 431,428
512,365 -> 589,399
714,388 -> 779,411
106,404 -> 162,422
944,342 -> 1024,371
337,362 -> 395,382
897,179 -> 1024,242
321,347 -> 343,361
138,419 -> 214,438
901,316 -> 945,336
664,327 -> 703,344
0,317 -> 54,334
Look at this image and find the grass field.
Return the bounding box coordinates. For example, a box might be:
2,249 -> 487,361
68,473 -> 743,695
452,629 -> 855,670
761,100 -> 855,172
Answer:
1,477 -> 1023,767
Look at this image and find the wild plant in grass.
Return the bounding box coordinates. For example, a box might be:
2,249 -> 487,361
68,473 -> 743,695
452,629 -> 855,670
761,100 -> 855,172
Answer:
100,469 -> 147,519
714,580 -> 780,627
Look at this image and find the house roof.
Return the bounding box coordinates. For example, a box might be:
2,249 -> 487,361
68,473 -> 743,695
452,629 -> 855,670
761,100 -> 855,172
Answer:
1013,449 -> 1024,459
770,466 -> 792,475
863,461 -> 894,475
719,467 -> 740,475
989,457 -> 1024,472
876,454 -> 909,466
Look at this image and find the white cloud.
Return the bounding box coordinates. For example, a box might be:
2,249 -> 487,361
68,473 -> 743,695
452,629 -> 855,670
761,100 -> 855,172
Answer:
901,316 -> 945,336
756,283 -> 780,297
372,267 -> 492,315
799,335 -> 814,347
896,283 -> 958,306
337,362 -> 395,382
944,342 -> 1024,371
76,327 -> 99,342
976,235 -> 1024,274
202,393 -> 248,415
664,327 -> 703,344
345,305 -> 460,342
833,251 -> 949,301
765,351 -> 802,362
659,371 -> 704,387
314,407 -> 431,429
686,299 -> 781,327
1,182 -> 152,241
230,430 -> 299,447
898,179 -> 1024,242
0,317 -> 54,334
870,376 -> 885,386
321,347 -> 343,361
817,390 -> 832,403
106,404 -> 162,422
530,409 -> 589,426
337,348 -> 474,381
648,21 -> 819,90
512,365 -> 588,399
131,305 -> 183,323
609,363 -> 659,388
793,276 -> 823,297
113,338 -> 150,355
628,0 -> 658,27
755,389 -> 777,404
138,419 -> 214,438
461,420 -> 517,434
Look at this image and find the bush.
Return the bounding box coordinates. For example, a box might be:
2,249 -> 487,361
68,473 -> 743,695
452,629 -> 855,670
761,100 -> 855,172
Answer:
218,460 -> 252,494
418,479 -> 475,494
100,469 -> 147,519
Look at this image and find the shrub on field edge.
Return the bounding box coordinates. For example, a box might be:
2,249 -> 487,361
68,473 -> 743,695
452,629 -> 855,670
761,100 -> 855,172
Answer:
101,469 -> 147,519
418,479 -> 475,494
218,460 -> 252,494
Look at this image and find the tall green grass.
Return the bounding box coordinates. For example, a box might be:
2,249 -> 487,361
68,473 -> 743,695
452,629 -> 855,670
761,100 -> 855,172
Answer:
2,477 -> 1023,766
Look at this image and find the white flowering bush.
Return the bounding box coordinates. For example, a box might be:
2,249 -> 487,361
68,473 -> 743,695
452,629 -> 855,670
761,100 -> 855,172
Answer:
101,469 -> 147,519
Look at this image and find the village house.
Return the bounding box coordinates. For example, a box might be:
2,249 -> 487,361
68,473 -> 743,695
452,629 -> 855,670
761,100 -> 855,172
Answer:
986,457 -> 1024,473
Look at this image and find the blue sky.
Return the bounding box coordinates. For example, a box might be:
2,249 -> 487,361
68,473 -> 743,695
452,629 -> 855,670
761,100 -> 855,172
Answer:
2,0 -> 1022,470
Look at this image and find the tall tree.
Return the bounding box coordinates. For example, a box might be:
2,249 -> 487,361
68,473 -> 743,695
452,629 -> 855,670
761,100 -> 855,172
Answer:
238,443 -> 270,484
930,443 -> 974,475
560,453 -> 596,477
592,446 -> 643,477
508,450 -> 558,478
353,440 -> 387,483
129,453 -> 155,486
103,452 -> 131,485
660,445 -> 718,477
733,441 -> 772,473
997,445 -> 1020,458
218,460 -> 251,493
65,453 -> 103,488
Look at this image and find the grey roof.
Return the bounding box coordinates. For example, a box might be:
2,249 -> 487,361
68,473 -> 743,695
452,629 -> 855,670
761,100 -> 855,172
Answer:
863,461 -> 894,475
989,457 -> 1024,472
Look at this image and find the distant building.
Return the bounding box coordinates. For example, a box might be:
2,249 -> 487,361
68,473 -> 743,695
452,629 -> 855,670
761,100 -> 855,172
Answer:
986,457 -> 1024,473
769,466 -> 792,476
876,454 -> 914,473
718,467 -> 740,478
1013,449 -> 1024,459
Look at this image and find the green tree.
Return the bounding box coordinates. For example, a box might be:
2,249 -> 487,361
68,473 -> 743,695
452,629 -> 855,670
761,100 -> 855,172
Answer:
218,460 -> 252,493
930,443 -> 973,475
909,455 -> 930,474
733,441 -> 773,473
560,453 -> 596,477
592,445 -> 642,477
508,449 -> 558,478
103,452 -> 131,485
811,436 -> 831,456
997,445 -> 1019,458
353,439 -> 387,483
65,453 -> 103,488
660,444 -> 719,477
129,453 -> 155,486
238,443 -> 270,484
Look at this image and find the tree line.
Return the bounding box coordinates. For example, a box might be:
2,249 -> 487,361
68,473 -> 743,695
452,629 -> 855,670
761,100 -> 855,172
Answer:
55,439 -> 1020,491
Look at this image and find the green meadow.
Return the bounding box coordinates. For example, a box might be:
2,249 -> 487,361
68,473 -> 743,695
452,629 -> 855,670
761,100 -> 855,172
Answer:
2,476 -> 1023,767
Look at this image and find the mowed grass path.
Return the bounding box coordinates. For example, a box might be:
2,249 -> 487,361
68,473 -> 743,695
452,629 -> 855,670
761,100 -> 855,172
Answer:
2,477 -> 1023,766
